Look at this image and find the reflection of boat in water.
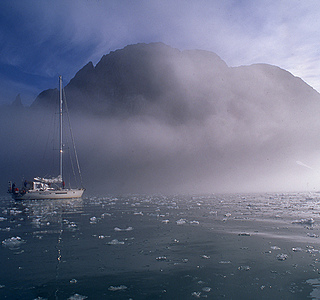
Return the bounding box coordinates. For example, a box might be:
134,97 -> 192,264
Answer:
8,76 -> 85,200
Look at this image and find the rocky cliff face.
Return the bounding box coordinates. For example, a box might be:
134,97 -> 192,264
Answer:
30,42 -> 320,126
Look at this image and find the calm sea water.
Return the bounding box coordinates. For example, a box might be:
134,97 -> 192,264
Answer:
1,192 -> 320,299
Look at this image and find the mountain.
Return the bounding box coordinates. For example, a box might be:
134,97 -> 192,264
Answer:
31,42 -> 320,124
29,43 -> 229,120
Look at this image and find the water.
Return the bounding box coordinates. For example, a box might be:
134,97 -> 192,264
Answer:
1,192 -> 320,299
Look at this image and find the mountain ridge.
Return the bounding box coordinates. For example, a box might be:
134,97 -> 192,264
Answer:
27,42 -> 320,124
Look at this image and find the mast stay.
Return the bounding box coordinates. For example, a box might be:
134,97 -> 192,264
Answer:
59,75 -> 63,182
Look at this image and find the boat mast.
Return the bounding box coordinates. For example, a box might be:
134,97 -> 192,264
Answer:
59,76 -> 63,182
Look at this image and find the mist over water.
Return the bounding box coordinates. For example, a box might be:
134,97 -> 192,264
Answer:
2,43 -> 320,194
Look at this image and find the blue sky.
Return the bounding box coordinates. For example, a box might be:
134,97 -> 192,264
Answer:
1,0 -> 320,105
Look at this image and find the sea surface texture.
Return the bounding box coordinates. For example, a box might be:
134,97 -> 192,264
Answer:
1,193 -> 320,299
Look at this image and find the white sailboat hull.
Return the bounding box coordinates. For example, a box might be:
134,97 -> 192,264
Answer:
12,188 -> 85,200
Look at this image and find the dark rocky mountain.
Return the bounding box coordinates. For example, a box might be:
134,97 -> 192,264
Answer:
30,42 -> 320,126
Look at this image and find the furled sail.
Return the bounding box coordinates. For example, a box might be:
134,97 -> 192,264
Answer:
34,175 -> 62,184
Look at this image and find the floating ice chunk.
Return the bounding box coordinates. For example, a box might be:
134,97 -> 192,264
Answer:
190,220 -> 200,225
271,246 -> 281,250
70,279 -> 77,284
292,218 -> 315,225
156,256 -> 167,261
238,265 -> 251,271
98,235 -> 110,239
0,227 -> 11,232
162,219 -> 169,224
277,253 -> 288,261
307,233 -> 319,238
191,291 -> 201,298
114,226 -> 133,232
201,255 -> 210,259
307,248 -> 319,254
67,294 -> 88,300
176,218 -> 187,225
225,213 -> 232,217
292,247 -> 303,252
133,211 -> 143,215
10,209 -> 22,216
0,217 -> 7,221
101,213 -> 112,217
219,260 -> 231,264
202,287 -> 212,292
108,285 -> 127,291
108,239 -> 125,245
2,236 -> 24,248
89,217 -> 97,224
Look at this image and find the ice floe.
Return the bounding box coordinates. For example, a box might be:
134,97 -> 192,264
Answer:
114,226 -> 133,232
107,239 -> 125,245
70,279 -> 78,284
67,294 -> 88,300
270,246 -> 281,250
2,236 -> 25,248
176,218 -> 187,225
276,253 -> 288,261
238,265 -> 251,271
89,216 -> 98,224
238,233 -> 251,236
156,256 -> 167,261
292,247 -> 303,252
108,285 -> 127,291
219,260 -> 231,264
292,218 -> 315,225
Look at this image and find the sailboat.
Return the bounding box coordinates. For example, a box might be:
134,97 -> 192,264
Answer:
8,76 -> 85,200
